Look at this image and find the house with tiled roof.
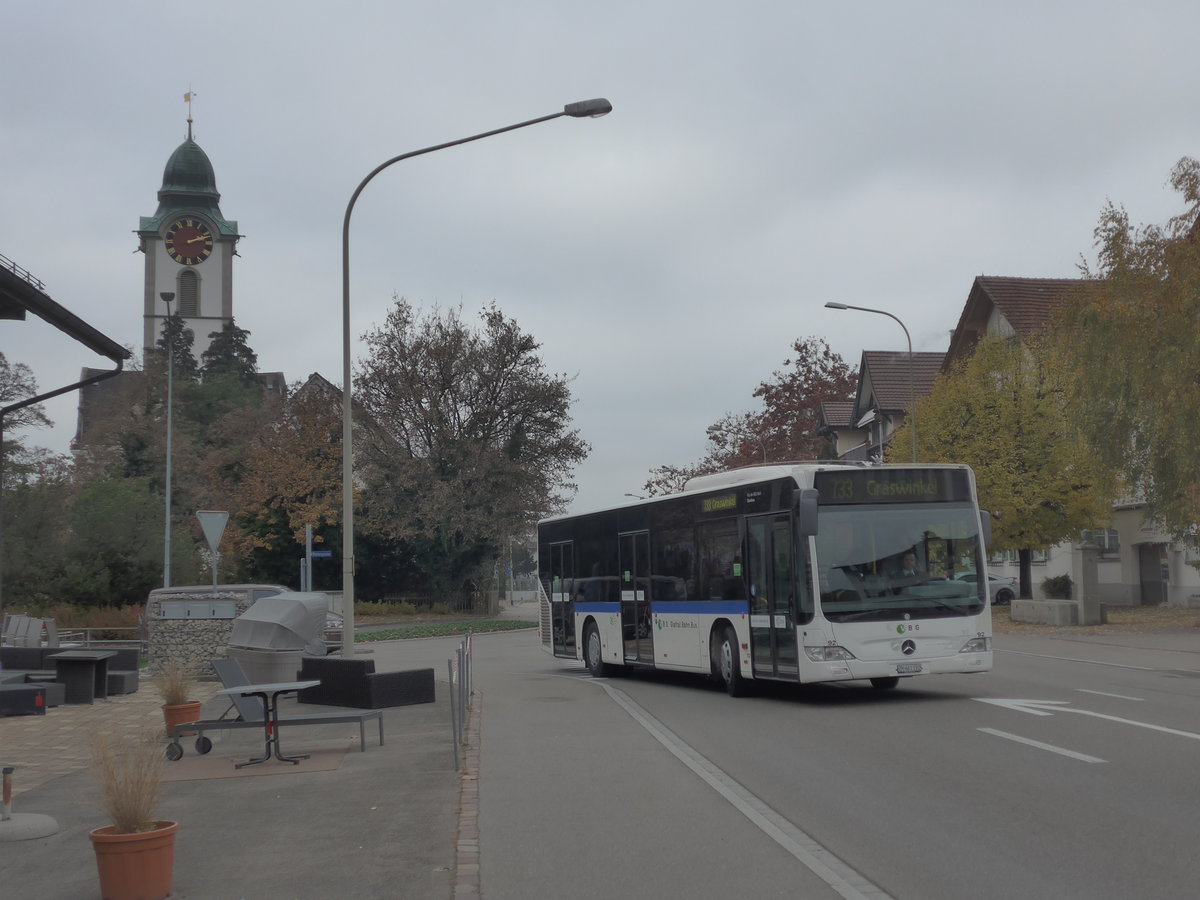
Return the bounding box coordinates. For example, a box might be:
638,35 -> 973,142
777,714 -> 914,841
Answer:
944,276 -> 1081,368
815,401 -> 862,458
838,350 -> 944,461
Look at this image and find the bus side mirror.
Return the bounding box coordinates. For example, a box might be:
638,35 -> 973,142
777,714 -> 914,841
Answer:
979,510 -> 993,550
794,489 -> 819,536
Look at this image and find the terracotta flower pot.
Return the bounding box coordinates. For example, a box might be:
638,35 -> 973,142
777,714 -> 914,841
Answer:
162,701 -> 202,738
90,819 -> 178,900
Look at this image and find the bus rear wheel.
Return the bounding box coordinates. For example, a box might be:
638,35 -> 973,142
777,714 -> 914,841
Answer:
713,626 -> 747,697
584,623 -> 610,678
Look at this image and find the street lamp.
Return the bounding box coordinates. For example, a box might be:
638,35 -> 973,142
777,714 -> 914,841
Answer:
340,98 -> 613,656
825,301 -> 918,462
161,291 -> 176,587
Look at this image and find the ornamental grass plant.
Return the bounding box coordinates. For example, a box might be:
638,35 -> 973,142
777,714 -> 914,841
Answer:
89,726 -> 166,834
152,659 -> 195,707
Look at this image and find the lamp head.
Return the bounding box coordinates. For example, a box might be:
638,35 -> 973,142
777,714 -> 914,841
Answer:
160,292 -> 176,304
825,301 -> 848,310
564,98 -> 613,118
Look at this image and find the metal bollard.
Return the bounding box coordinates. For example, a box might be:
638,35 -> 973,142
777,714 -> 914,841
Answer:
448,659 -> 459,771
3,767 -> 12,821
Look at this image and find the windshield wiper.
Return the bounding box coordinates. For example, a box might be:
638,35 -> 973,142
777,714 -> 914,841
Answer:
918,597 -> 974,616
827,608 -> 899,623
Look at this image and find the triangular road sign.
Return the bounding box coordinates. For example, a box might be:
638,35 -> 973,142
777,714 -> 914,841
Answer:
196,510 -> 230,552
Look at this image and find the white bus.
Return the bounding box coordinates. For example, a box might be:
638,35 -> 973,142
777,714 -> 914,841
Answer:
538,462 -> 993,695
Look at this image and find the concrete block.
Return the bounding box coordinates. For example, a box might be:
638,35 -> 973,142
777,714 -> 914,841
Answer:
1011,599 -> 1079,626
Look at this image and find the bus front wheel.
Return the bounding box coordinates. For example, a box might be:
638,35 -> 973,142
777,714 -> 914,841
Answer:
584,623 -> 610,678
713,626 -> 747,697
870,677 -> 900,690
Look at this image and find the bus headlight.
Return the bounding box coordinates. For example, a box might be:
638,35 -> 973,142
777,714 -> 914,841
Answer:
959,636 -> 991,653
804,645 -> 856,662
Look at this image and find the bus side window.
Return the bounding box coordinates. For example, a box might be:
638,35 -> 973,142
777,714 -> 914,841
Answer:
698,519 -> 745,602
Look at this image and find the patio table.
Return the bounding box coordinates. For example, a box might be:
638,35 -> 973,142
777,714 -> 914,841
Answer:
216,680 -> 320,768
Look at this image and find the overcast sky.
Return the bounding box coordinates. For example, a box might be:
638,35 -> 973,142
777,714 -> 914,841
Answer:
4,2 -> 1199,516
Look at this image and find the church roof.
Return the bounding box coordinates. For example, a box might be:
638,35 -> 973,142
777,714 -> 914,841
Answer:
138,136 -> 239,236
160,139 -> 220,200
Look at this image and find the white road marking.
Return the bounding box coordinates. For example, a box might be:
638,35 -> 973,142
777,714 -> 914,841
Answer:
997,649 -> 1155,671
1076,688 -> 1144,701
600,681 -> 893,900
978,728 -> 1106,763
976,698 -> 1200,741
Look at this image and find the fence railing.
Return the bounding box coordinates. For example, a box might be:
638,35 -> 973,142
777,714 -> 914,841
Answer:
2,614 -> 145,651
0,251 -> 48,291
448,632 -> 473,770
57,627 -> 144,650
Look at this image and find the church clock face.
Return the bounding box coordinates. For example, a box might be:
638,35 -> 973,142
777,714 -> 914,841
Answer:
164,218 -> 213,265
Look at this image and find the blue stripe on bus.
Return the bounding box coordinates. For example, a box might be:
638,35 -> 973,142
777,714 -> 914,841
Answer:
654,601 -> 748,616
573,601 -> 748,616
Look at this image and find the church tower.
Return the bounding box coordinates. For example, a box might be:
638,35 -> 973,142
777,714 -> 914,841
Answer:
137,114 -> 240,357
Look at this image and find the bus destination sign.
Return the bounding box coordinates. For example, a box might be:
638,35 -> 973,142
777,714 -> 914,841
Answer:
700,493 -> 738,514
814,469 -> 971,505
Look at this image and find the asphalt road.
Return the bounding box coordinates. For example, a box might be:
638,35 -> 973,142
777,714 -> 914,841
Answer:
465,625 -> 1200,899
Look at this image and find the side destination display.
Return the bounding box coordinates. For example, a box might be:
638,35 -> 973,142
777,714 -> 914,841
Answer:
814,468 -> 971,505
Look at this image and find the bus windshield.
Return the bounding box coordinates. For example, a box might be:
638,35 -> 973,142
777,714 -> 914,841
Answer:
814,503 -> 986,623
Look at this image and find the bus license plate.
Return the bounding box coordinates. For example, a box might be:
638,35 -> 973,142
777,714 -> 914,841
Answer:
896,663 -> 922,674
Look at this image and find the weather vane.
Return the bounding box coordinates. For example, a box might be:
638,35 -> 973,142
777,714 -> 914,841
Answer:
184,89 -> 197,140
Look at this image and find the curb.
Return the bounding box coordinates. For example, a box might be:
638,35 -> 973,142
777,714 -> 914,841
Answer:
453,691 -> 481,898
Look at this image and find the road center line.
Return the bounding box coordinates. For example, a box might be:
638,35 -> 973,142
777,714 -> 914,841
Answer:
978,728 -> 1106,763
599,682 -> 893,900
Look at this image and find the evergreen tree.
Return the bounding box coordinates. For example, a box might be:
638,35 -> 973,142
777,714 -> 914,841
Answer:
201,320 -> 258,382
155,315 -> 198,381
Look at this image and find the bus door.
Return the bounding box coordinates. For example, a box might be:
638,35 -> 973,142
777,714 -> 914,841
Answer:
620,531 -> 652,663
548,542 -> 575,657
747,513 -> 799,679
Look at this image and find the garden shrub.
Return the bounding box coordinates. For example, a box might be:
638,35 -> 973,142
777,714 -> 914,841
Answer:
1042,574 -> 1073,599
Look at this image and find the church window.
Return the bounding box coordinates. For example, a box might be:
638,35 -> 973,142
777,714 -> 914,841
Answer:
178,269 -> 199,316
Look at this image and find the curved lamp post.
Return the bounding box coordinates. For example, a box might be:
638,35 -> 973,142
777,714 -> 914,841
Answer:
161,291 -> 176,587
340,99 -> 612,656
825,301 -> 917,463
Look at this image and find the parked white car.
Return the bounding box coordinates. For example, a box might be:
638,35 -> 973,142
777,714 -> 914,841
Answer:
954,572 -> 1017,605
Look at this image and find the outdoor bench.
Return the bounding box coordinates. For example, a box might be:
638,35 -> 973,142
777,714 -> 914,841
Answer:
0,681 -> 64,714
0,645 -> 139,697
295,656 -> 435,709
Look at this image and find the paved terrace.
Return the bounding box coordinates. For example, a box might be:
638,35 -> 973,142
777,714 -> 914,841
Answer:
0,634 -> 479,899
